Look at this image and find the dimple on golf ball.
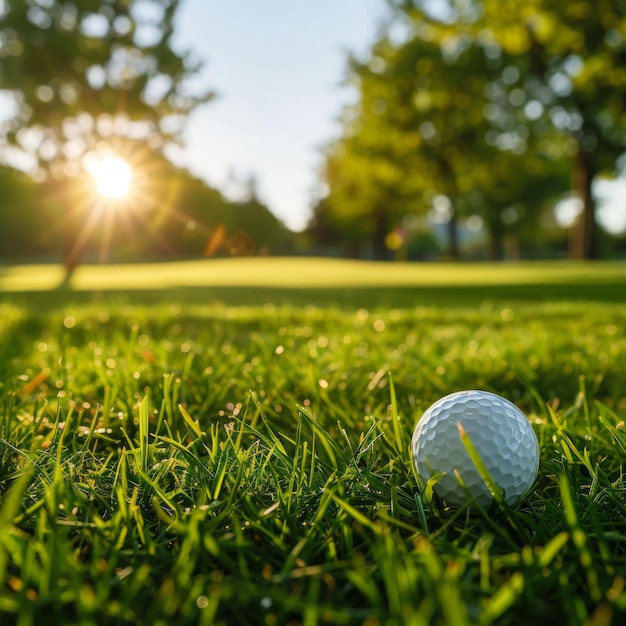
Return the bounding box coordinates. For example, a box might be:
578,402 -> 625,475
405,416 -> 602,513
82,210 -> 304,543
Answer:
411,390 -> 539,507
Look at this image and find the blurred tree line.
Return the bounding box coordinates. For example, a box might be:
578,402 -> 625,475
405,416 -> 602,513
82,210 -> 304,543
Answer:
306,0 -> 626,260
1,0 -> 625,265
0,159 -> 292,263
0,0 -> 291,268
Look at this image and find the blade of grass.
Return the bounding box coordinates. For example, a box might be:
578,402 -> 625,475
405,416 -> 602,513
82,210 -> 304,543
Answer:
139,393 -> 150,472
388,373 -> 404,453
559,472 -> 601,602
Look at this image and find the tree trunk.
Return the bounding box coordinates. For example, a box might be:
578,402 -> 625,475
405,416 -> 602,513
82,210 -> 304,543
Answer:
440,157 -> 459,260
446,209 -> 460,260
372,204 -> 389,260
345,240 -> 361,259
488,231 -> 504,261
569,141 -> 598,260
487,224 -> 505,261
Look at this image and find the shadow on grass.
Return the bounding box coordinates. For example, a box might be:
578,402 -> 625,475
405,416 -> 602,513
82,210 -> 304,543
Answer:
1,279 -> 626,311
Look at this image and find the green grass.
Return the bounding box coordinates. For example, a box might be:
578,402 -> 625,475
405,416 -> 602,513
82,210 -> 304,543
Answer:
1,258 -> 626,625
2,257 -> 626,292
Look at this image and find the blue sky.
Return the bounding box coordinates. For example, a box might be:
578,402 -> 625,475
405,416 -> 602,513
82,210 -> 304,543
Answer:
168,0 -> 385,231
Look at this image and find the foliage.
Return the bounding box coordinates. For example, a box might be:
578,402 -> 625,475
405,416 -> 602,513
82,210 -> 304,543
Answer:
0,166 -> 39,258
0,0 -> 226,273
318,0 -> 626,260
0,262 -> 626,624
0,154 -> 291,262
474,0 -> 626,258
0,0 -> 211,175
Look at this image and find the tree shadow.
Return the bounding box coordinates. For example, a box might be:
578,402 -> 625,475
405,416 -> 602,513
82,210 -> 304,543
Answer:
2,279 -> 626,312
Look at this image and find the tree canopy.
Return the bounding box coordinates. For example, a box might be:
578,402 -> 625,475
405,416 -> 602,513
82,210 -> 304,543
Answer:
0,0 -> 210,179
313,0 -> 626,260
0,1 -> 294,267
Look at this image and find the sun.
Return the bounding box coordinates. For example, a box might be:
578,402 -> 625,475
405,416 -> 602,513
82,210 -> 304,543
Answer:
87,156 -> 133,200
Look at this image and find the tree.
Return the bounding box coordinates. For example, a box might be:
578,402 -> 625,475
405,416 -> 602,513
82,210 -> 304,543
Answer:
0,0 -> 211,274
318,44 -> 419,260
463,148 -> 569,259
0,152 -> 293,262
368,26 -> 490,259
305,197 -> 362,257
320,2 -> 569,260
447,0 -> 626,259
321,134 -> 409,260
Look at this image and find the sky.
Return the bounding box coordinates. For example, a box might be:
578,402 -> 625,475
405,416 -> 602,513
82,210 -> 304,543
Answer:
167,0 -> 385,232
167,0 -> 626,235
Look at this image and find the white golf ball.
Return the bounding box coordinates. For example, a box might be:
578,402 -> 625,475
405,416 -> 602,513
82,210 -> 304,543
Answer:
411,390 -> 539,507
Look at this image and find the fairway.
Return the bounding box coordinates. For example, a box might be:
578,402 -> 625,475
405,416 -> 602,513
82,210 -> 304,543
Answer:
2,258 -> 626,314
1,259 -> 626,625
2,257 -> 626,291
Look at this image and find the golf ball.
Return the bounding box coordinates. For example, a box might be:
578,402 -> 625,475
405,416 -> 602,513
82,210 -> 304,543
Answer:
411,390 -> 539,507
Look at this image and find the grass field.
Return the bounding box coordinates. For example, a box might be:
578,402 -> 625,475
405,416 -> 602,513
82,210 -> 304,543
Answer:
1,258 -> 626,625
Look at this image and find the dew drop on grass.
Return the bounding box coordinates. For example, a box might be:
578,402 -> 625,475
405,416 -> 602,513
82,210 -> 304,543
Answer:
355,308 -> 369,324
63,316 -> 76,329
500,307 -> 514,321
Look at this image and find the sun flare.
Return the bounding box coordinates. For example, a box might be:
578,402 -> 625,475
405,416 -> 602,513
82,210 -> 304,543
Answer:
88,156 -> 133,200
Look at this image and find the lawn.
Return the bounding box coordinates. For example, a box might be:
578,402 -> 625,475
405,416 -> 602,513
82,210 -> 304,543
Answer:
1,258 -> 626,625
